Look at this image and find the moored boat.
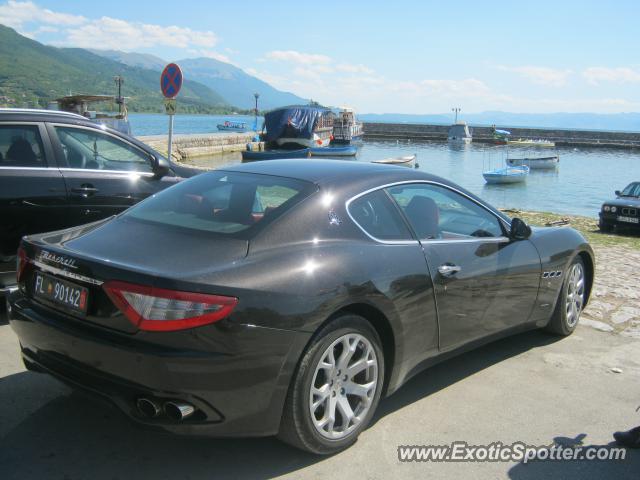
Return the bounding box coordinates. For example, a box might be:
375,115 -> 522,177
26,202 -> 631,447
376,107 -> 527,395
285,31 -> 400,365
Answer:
241,148 -> 311,161
448,122 -> 472,144
506,155 -> 559,169
264,105 -> 334,148
372,154 -> 417,168
310,145 -> 357,157
507,138 -> 555,147
331,107 -> 364,144
483,165 -> 529,184
217,120 -> 248,132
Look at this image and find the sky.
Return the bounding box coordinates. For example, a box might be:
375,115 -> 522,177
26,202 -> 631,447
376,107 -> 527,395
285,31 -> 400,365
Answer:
1,0 -> 640,114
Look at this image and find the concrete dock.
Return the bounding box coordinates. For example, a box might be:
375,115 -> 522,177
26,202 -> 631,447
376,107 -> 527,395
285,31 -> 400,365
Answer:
138,132 -> 263,161
363,122 -> 640,149
137,123 -> 640,161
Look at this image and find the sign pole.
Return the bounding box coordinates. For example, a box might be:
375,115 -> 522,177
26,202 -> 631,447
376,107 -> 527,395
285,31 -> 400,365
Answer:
167,112 -> 174,160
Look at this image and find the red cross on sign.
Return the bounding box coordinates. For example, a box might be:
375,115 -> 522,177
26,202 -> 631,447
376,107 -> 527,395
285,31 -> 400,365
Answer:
160,63 -> 183,99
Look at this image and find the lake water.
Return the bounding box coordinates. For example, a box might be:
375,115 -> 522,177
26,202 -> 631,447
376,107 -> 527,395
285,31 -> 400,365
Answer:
130,114 -> 640,218
130,113 -> 262,136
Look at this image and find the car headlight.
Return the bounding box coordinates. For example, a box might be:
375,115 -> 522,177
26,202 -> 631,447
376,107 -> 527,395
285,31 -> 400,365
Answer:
603,205 -> 610,212
611,206 -> 617,213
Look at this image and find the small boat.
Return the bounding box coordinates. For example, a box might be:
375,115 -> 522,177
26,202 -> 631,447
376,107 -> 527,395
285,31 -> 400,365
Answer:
483,166 -> 530,184
264,106 -> 334,148
241,148 -> 310,161
492,128 -> 511,145
507,138 -> 555,147
372,154 -> 417,168
310,145 -> 357,157
331,107 -> 364,144
217,120 -> 248,132
448,122 -> 472,144
506,155 -> 559,169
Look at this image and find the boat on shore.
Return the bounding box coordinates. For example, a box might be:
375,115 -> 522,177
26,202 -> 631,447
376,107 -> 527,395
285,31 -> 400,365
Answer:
241,148 -> 310,161
448,122 -> 472,144
217,120 -> 248,132
372,154 -> 417,168
483,165 -> 530,184
310,145 -> 357,157
264,105 -> 334,148
331,107 -> 364,144
507,138 -> 555,147
507,155 -> 559,169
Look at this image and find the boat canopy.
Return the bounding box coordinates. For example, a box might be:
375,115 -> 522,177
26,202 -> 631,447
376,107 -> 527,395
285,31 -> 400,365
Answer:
495,129 -> 511,135
264,106 -> 331,141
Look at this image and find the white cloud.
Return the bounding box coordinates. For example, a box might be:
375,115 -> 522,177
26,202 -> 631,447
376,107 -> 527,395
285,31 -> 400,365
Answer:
0,0 -> 85,28
583,67 -> 640,86
498,65 -> 572,87
60,16 -> 217,50
265,50 -> 332,65
0,1 -> 218,51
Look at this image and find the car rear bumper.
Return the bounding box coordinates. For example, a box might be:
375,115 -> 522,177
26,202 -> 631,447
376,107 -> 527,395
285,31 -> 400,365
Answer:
8,291 -> 309,437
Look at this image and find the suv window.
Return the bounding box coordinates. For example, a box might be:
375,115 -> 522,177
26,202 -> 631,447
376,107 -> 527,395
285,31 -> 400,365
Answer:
349,189 -> 413,241
54,126 -> 152,172
387,183 -> 504,239
123,171 -> 315,237
0,125 -> 46,167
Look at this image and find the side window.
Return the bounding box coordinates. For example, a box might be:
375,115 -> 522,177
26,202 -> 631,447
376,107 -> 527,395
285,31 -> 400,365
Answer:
54,126 -> 152,172
387,183 -> 504,240
349,189 -> 413,241
0,125 -> 46,167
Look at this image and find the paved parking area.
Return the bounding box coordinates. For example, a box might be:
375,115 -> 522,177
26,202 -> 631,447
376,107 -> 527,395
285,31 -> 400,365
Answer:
0,309 -> 638,479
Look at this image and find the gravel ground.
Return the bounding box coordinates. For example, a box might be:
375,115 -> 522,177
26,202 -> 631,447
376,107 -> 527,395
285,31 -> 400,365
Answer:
1,237 -> 639,479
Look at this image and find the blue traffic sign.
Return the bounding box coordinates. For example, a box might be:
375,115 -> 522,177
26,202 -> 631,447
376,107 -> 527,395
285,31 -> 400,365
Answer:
160,63 -> 183,98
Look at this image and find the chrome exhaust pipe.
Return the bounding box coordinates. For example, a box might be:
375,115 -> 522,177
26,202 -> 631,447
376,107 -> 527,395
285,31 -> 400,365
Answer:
164,401 -> 195,421
136,398 -> 161,418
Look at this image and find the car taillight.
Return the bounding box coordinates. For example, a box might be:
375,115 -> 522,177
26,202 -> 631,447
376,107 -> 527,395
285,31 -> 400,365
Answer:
103,281 -> 238,332
16,245 -> 29,283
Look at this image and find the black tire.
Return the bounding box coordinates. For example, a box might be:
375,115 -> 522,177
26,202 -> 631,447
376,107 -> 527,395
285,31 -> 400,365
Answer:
278,314 -> 385,454
545,256 -> 587,336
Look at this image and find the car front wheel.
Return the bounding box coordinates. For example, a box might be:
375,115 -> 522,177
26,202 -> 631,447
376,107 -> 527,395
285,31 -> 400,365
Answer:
278,314 -> 384,454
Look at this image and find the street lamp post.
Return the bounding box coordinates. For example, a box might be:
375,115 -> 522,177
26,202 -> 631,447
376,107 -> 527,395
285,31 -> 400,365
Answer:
452,107 -> 461,123
253,93 -> 260,132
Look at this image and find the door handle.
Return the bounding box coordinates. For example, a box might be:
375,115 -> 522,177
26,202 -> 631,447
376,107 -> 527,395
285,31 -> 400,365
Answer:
438,263 -> 461,277
70,185 -> 99,198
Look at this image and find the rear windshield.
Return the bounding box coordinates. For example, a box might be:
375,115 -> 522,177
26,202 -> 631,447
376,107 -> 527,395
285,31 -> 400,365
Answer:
124,171 -> 316,237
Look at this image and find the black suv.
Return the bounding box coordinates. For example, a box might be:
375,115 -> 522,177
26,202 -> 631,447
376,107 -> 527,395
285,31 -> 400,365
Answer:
0,108 -> 200,295
599,181 -> 640,232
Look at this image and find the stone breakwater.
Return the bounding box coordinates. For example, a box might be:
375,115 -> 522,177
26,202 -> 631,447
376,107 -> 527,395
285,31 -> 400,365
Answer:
363,122 -> 640,149
138,133 -> 263,161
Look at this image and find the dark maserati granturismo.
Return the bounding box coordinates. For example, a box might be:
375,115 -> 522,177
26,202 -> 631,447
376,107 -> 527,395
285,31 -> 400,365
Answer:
8,159 -> 594,454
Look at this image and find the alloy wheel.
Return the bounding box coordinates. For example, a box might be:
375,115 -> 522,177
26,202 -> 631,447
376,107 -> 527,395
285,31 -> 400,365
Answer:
565,262 -> 585,328
309,333 -> 379,440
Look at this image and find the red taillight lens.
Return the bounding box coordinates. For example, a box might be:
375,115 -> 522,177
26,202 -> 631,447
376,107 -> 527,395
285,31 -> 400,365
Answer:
103,281 -> 238,332
16,245 -> 29,283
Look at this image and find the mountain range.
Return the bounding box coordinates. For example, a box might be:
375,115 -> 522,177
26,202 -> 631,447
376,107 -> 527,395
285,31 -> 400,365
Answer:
0,24 -> 306,113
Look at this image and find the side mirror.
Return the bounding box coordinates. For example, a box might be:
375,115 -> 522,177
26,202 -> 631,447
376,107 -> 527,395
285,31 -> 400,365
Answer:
510,217 -> 532,240
150,154 -> 170,178
615,190 -> 621,196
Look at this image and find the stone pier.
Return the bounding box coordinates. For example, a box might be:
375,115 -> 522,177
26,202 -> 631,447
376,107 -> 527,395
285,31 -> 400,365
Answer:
138,132 -> 263,161
363,122 -> 640,149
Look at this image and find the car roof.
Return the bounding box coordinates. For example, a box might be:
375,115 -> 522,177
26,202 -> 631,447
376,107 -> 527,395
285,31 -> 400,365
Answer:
220,159 -> 512,223
221,159 -> 442,188
0,108 -> 97,126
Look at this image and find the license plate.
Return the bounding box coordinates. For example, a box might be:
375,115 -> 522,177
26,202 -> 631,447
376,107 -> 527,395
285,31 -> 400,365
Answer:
617,216 -> 639,224
34,272 -> 89,313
